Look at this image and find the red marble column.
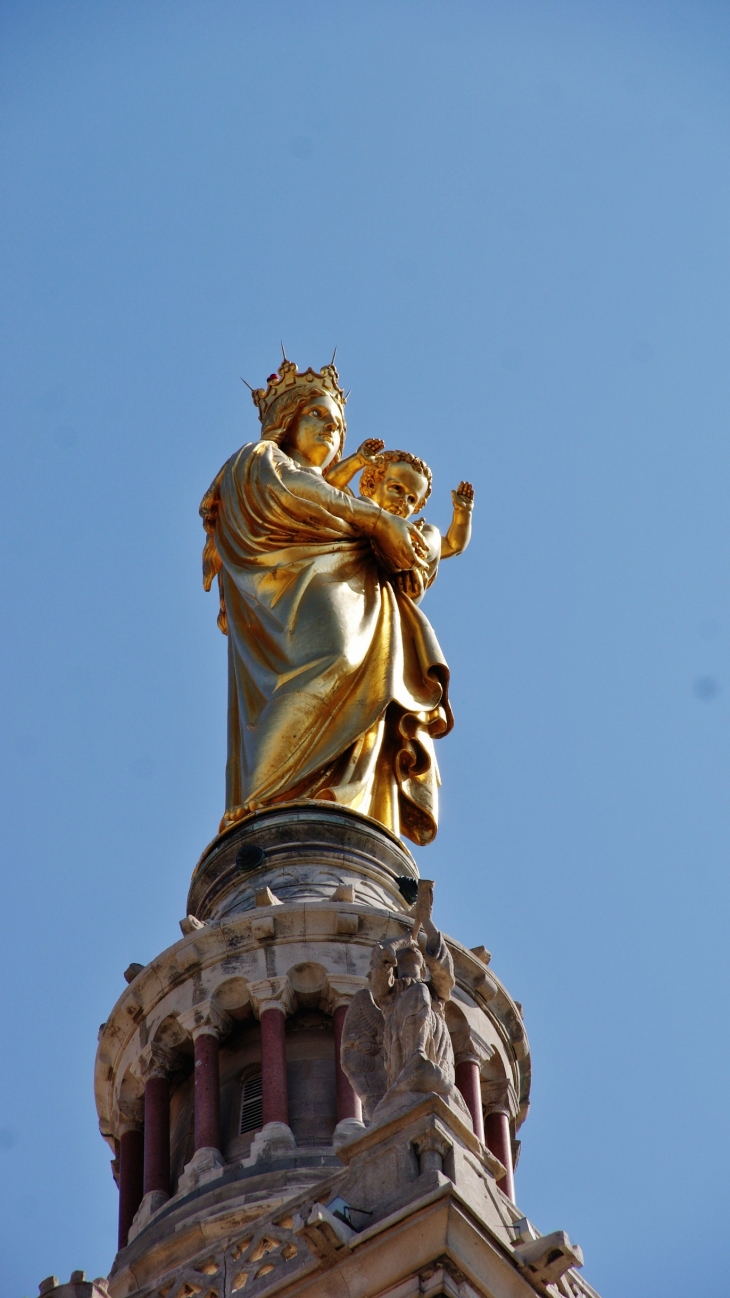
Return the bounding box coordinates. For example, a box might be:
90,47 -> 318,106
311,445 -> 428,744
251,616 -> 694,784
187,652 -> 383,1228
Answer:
260,1007 -> 289,1126
455,1058 -> 485,1144
194,1031 -> 221,1151
118,1125 -> 144,1250
333,1003 -> 362,1123
485,1109 -> 515,1201
143,1074 -> 171,1195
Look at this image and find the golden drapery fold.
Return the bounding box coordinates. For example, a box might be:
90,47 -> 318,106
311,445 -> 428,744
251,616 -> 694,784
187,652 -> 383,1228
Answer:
202,440 -> 452,846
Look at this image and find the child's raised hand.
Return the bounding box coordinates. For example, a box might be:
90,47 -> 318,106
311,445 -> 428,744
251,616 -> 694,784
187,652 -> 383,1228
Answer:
357,438 -> 385,463
451,481 -> 475,511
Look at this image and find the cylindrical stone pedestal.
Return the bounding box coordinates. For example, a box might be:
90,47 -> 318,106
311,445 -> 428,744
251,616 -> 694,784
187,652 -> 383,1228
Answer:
188,803 -> 418,923
143,1075 -> 171,1196
194,1032 -> 221,1152
334,1003 -> 363,1123
455,1059 -> 485,1144
118,1126 -> 144,1250
260,1007 -> 289,1126
485,1109 -> 515,1201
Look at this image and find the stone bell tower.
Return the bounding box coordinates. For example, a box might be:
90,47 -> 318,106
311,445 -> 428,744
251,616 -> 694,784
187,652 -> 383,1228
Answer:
36,801 -> 601,1298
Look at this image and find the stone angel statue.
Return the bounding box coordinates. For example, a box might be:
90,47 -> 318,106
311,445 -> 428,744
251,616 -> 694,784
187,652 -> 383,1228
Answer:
341,881 -> 473,1129
199,356 -> 474,846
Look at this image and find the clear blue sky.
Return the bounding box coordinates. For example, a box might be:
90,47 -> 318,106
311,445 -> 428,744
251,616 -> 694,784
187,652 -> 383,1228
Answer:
1,3 -> 729,1294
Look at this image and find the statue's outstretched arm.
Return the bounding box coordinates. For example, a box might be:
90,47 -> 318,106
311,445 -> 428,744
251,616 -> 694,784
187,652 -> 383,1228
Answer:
440,481 -> 475,559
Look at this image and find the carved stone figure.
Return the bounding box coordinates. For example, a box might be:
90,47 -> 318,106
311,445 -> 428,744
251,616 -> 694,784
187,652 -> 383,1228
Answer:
200,357 -> 474,845
341,881 -> 473,1129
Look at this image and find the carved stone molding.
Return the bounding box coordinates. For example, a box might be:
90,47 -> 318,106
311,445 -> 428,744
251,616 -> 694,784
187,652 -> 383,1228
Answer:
178,1000 -> 232,1041
116,1097 -> 144,1135
136,1042 -> 180,1082
248,976 -> 296,1019
481,1079 -> 518,1119
412,1125 -> 453,1170
453,1028 -> 494,1069
321,974 -> 368,1014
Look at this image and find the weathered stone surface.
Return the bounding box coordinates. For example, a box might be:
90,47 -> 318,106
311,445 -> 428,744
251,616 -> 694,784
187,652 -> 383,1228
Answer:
105,1092 -> 597,1298
37,1279 -> 109,1298
188,803 -> 419,921
88,807 -> 572,1298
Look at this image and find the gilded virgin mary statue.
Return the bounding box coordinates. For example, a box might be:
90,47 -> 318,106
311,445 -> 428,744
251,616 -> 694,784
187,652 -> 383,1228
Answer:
200,357 -> 473,847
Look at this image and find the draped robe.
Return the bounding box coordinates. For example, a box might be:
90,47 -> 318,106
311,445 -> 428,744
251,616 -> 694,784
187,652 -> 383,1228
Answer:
203,439 -> 452,845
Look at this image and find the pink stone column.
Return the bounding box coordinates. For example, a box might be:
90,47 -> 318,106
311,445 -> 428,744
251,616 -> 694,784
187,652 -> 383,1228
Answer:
485,1108 -> 515,1201
118,1125 -> 144,1250
193,1030 -> 221,1151
143,1074 -> 171,1196
455,1058 -> 485,1144
260,1007 -> 289,1126
333,1003 -> 362,1123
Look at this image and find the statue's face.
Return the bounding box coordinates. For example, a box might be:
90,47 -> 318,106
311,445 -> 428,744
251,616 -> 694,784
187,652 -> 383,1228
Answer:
396,945 -> 424,980
368,462 -> 429,518
285,393 -> 343,469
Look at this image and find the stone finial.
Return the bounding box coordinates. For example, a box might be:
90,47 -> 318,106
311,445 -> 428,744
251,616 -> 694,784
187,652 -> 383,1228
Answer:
123,963 -> 145,984
39,1280 -> 58,1295
179,1000 -> 232,1041
248,976 -> 296,1019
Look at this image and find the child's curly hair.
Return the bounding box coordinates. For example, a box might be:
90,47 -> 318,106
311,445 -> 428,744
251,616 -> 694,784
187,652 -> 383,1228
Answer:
360,449 -> 433,512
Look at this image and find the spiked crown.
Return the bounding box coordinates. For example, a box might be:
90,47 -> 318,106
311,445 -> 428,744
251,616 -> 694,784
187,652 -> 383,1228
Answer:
250,357 -> 346,430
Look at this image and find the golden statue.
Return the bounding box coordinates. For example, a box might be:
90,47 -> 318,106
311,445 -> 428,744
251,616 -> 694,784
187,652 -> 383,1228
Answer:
200,357 -> 474,846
